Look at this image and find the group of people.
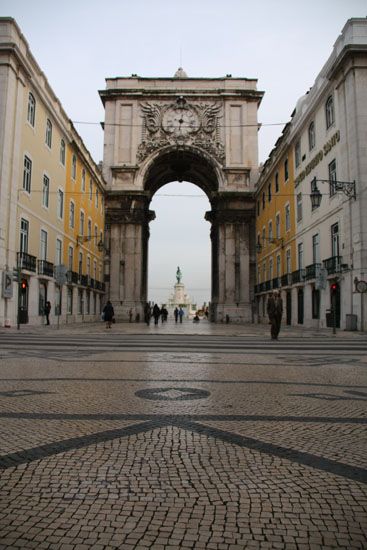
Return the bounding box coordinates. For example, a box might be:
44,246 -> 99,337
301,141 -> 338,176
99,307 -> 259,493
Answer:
144,303 -> 169,326
174,307 -> 184,323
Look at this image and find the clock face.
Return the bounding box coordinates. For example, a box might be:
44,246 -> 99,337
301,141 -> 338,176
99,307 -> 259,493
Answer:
356,280 -> 367,293
162,107 -> 199,136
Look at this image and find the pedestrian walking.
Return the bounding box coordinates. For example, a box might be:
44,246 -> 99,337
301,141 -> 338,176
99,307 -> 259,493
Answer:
178,307 -> 184,324
161,306 -> 168,323
144,303 -> 151,326
267,290 -> 283,340
103,300 -> 115,329
44,301 -> 51,325
174,307 -> 179,323
153,303 -> 161,325
129,308 -> 133,322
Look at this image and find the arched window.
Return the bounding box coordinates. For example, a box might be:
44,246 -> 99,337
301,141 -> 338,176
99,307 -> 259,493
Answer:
45,118 -> 52,148
325,96 -> 334,129
27,93 -> 36,126
72,154 -> 77,179
60,139 -> 66,165
308,121 -> 315,150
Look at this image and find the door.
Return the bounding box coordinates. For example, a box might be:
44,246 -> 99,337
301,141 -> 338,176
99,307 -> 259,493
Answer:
297,288 -> 304,324
286,291 -> 292,325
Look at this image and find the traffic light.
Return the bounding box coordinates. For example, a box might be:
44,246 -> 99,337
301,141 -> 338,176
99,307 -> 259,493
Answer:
20,279 -> 28,293
330,282 -> 338,293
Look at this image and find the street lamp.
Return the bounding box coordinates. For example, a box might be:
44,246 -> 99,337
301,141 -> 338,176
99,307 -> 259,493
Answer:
76,235 -> 105,252
310,179 -> 356,208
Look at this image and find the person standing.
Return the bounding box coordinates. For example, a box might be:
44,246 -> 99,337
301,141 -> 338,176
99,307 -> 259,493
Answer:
174,307 -> 179,323
267,290 -> 283,340
153,303 -> 161,325
103,300 -> 115,329
44,301 -> 51,326
144,303 -> 151,326
178,307 -> 184,324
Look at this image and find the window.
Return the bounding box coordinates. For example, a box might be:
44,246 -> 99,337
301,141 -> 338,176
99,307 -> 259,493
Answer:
80,211 -> 85,236
42,175 -> 49,208
328,159 -> 337,196
286,249 -> 291,273
312,288 -> 320,319
311,178 -> 319,210
69,201 -> 75,228
276,255 -> 281,277
87,256 -> 91,277
40,230 -> 48,260
57,189 -> 64,219
93,260 -> 97,280
262,191 -> 265,210
284,158 -> 289,181
95,188 -> 99,208
262,227 -> 266,248
88,219 -> 92,240
285,204 -> 290,231
331,222 -> 340,257
94,224 -> 98,245
67,287 -> 73,314
267,183 -> 271,203
269,258 -> 273,281
256,200 -> 260,216
295,141 -> 301,168
312,233 -> 320,264
68,246 -> 74,271
71,154 -> 77,180
296,192 -> 303,223
81,169 -> 86,192
45,119 -> 52,148
27,93 -> 36,127
262,262 -> 266,283
268,221 -> 273,242
20,218 -> 29,253
275,213 -> 280,239
308,121 -> 315,150
325,95 -> 335,129
55,238 -> 62,266
86,291 -> 90,315
275,172 -> 279,193
89,179 -> 93,201
298,242 -> 303,269
60,140 -> 66,165
23,155 -> 32,193
78,252 -> 83,275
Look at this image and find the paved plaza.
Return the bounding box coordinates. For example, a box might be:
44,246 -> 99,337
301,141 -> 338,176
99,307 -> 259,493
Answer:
0,320 -> 366,549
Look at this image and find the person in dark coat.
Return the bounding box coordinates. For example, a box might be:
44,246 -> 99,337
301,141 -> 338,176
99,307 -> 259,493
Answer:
152,304 -> 161,325
44,301 -> 51,325
178,307 -> 184,323
144,303 -> 151,326
103,300 -> 114,329
267,290 -> 283,339
174,307 -> 179,323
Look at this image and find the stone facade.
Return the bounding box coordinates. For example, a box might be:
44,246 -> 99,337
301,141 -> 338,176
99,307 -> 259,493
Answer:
100,73 -> 263,322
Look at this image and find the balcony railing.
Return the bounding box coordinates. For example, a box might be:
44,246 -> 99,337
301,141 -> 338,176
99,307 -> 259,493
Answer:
67,271 -> 79,284
272,277 -> 280,289
37,260 -> 54,277
291,269 -> 306,284
80,274 -> 88,287
265,280 -> 271,291
17,252 -> 37,272
305,263 -> 321,280
281,273 -> 291,287
323,255 -> 341,275
95,280 -> 104,291
89,277 -> 95,289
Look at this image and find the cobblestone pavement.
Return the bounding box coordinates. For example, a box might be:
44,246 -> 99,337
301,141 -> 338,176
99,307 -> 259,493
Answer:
0,320 -> 366,549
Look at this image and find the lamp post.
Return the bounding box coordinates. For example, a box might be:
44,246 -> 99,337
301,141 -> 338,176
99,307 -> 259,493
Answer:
310,179 -> 356,208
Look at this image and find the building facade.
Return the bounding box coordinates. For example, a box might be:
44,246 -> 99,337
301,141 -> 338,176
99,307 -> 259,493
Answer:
0,18 -> 106,327
255,18 -> 367,331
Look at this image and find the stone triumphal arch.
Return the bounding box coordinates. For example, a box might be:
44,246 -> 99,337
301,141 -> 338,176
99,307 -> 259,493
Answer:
100,70 -> 263,322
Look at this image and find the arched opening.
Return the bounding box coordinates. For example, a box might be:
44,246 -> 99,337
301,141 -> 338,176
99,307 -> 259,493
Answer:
148,180 -> 211,317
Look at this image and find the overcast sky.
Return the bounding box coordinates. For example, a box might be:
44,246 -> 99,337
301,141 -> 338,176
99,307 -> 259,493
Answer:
1,0 -> 365,306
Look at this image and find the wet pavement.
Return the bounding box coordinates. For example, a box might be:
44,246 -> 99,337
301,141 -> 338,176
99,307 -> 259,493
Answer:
0,320 -> 366,549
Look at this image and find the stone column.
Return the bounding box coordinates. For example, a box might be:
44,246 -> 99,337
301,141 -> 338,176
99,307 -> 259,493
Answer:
106,193 -> 154,321
206,196 -> 255,323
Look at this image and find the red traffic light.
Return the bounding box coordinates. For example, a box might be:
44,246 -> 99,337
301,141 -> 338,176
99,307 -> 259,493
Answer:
20,279 -> 28,291
330,283 -> 338,292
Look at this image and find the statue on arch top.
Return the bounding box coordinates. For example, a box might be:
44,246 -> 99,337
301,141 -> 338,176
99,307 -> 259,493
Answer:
176,266 -> 182,284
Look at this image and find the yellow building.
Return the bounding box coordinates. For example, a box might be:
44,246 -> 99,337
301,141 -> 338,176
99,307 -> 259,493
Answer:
0,18 -> 105,326
255,123 -> 296,324
63,130 -> 105,320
